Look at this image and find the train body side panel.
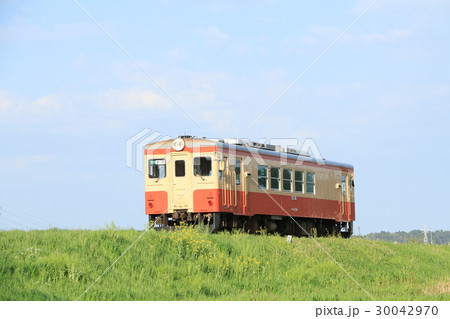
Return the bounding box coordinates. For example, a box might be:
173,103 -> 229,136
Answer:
245,191 -> 353,222
173,187 -> 354,222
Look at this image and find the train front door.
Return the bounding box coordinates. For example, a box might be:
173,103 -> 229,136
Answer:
170,153 -> 192,211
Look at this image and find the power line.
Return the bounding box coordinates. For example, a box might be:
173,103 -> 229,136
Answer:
0,207 -> 49,229
0,215 -> 32,230
0,202 -> 65,229
1,203 -> 56,225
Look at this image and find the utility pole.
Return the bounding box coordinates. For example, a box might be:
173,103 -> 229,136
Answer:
423,225 -> 428,244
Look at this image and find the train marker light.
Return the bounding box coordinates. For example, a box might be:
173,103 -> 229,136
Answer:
172,138 -> 185,151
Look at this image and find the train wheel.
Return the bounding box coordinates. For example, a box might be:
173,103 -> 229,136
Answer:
243,216 -> 259,234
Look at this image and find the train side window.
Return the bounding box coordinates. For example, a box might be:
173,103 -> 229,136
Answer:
295,170 -> 303,193
270,167 -> 280,190
175,160 -> 185,177
283,169 -> 292,192
193,156 -> 212,176
257,165 -> 267,189
148,159 -> 166,179
306,172 -> 315,194
235,159 -> 241,185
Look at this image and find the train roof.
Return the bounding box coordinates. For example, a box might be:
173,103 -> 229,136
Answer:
145,136 -> 353,170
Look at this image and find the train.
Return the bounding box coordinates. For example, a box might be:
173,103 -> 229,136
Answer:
144,136 -> 355,237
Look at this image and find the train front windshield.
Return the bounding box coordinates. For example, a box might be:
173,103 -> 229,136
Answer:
148,159 -> 166,178
193,156 -> 212,176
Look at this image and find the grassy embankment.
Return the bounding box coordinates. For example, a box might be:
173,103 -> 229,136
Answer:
1,226 -> 449,300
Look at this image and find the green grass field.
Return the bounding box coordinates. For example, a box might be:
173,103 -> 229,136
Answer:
1,226 -> 449,301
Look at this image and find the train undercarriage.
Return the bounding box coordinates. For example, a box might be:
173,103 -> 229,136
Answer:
148,212 -> 353,238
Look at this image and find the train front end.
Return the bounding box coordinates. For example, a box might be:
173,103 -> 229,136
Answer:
144,136 -> 221,228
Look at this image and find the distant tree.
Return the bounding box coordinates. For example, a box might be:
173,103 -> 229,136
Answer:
354,230 -> 450,245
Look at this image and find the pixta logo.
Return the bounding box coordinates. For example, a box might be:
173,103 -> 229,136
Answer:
126,129 -> 172,172
126,130 -> 326,172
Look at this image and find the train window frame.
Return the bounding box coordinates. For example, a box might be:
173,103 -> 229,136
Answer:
283,169 -> 292,192
235,159 -> 241,185
294,170 -> 304,193
257,165 -> 268,189
270,167 -> 280,191
193,156 -> 212,176
175,160 -> 185,177
306,172 -> 315,194
148,158 -> 166,179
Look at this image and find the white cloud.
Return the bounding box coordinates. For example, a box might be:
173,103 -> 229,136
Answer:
431,84 -> 450,97
192,26 -> 229,47
179,89 -> 215,106
0,89 -> 62,118
198,0 -> 276,12
282,24 -> 355,55
230,43 -> 251,55
347,0 -> 384,15
0,155 -> 53,171
257,16 -> 279,23
282,23 -> 413,54
282,36 -> 318,54
362,29 -> 412,43
0,21 -> 98,42
308,24 -> 342,39
167,48 -> 189,63
100,88 -> 172,111
29,94 -> 62,114
0,89 -> 15,113
349,0 -> 449,15
297,36 -> 317,47
198,108 -> 239,134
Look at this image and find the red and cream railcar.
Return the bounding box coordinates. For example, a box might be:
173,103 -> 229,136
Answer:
144,136 -> 354,237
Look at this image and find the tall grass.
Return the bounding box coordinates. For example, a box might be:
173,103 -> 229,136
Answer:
0,226 -> 449,300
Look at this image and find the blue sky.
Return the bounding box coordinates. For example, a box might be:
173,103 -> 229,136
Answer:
0,0 -> 449,233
